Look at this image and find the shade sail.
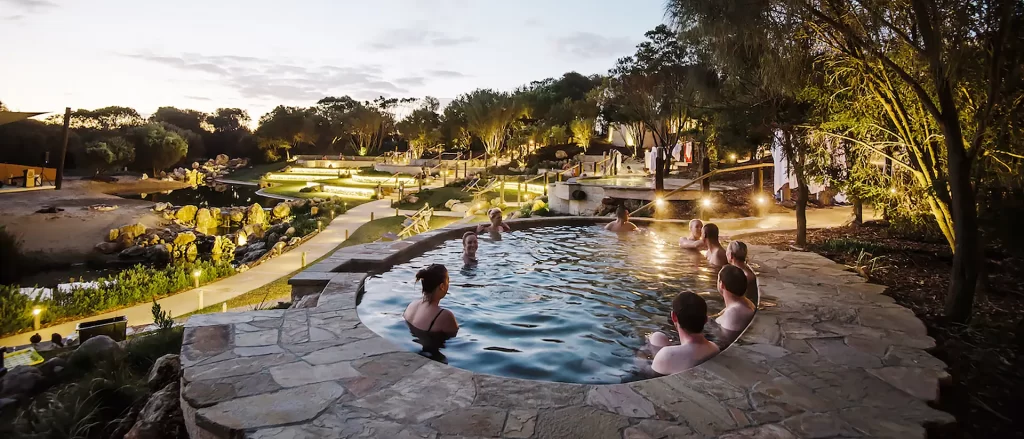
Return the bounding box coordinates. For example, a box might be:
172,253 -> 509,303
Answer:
0,111 -> 46,126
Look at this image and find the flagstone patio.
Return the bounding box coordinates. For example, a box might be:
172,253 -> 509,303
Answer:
179,218 -> 954,438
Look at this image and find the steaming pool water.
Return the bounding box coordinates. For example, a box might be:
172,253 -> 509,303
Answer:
357,224 -> 728,384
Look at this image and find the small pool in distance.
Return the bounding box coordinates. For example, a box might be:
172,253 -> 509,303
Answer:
358,225 -> 723,384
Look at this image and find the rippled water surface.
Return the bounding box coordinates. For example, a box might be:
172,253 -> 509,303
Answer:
358,225 -> 721,384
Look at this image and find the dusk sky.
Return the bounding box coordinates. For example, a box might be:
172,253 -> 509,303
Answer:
0,0 -> 666,122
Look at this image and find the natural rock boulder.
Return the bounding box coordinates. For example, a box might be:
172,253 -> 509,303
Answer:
175,205 -> 198,224
125,382 -> 184,439
108,228 -> 120,242
245,203 -> 267,227
228,208 -> 245,225
195,208 -> 218,234
271,203 -> 291,220
555,150 -> 568,159
95,241 -> 123,254
145,244 -> 170,264
172,232 -> 196,247
287,237 -> 301,246
451,203 -> 470,213
146,354 -> 181,391
0,366 -> 45,401
118,223 -> 147,241
119,245 -> 146,259
215,154 -> 230,166
69,335 -> 123,369
153,202 -> 171,212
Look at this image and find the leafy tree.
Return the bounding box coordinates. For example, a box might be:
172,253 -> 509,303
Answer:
51,106 -> 144,130
255,106 -> 314,161
441,98 -> 472,153
158,122 -> 204,162
315,96 -> 359,153
345,103 -> 390,156
207,108 -> 251,132
397,97 -> 443,159
0,100 -> 7,111
151,107 -> 209,159
570,119 -> 595,151
462,89 -> 521,164
130,123 -> 188,175
83,137 -> 134,174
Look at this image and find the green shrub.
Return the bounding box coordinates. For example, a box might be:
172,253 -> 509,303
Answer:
816,238 -> 890,256
0,260 -> 235,338
3,327 -> 184,439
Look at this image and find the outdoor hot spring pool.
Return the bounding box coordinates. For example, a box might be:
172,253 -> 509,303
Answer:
358,224 -> 727,384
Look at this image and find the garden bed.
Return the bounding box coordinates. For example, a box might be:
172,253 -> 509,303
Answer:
741,224 -> 1024,439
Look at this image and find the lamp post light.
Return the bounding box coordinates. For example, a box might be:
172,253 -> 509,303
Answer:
193,270 -> 203,309
32,307 -> 42,330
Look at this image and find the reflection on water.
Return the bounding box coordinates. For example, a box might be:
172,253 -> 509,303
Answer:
117,184 -> 282,208
358,225 -> 723,384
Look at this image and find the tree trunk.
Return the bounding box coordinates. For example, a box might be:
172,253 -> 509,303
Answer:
852,197 -> 863,225
943,132 -> 980,323
796,183 -> 809,246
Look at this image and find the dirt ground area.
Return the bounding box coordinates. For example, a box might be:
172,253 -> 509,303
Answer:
742,224 -> 1024,439
0,177 -> 188,262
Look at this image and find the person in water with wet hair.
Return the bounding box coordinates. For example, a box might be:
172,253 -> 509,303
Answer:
605,205 -> 639,232
701,223 -> 728,266
647,292 -> 720,375
477,208 -> 511,234
462,231 -> 479,264
714,265 -> 756,333
679,219 -> 706,250
404,264 -> 459,337
727,241 -> 757,298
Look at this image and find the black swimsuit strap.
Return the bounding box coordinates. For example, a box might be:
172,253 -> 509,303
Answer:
427,308 -> 445,331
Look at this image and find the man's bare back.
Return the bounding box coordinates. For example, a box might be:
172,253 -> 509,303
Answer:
652,341 -> 719,375
715,299 -> 755,332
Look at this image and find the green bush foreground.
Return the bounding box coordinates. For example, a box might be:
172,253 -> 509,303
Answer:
1,260 -> 235,338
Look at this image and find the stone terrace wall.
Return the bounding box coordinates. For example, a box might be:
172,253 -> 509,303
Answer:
180,218 -> 954,438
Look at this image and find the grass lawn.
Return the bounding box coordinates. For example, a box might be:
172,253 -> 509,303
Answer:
397,186 -> 538,210
181,215 -> 462,316
261,183 -> 374,208
226,161 -> 289,182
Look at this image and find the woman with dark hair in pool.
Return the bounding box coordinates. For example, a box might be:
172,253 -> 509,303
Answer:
404,264 -> 459,361
462,231 -> 479,265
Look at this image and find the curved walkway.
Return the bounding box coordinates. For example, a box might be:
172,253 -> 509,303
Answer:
0,200 -> 395,347
179,217 -> 952,439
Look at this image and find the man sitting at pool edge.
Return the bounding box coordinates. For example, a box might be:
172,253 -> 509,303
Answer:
605,205 -> 639,232
715,264 -> 756,333
648,292 -> 720,375
679,219 -> 705,249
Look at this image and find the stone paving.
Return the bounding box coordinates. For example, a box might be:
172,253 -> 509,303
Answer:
180,217 -> 954,438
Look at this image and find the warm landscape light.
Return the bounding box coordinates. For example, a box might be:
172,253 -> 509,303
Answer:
655,197 -> 666,207
32,307 -> 42,316
756,196 -> 767,205
193,270 -> 202,278
889,187 -> 897,194
729,153 -> 737,161
702,198 -> 713,208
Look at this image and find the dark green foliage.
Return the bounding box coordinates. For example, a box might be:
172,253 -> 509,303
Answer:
3,327 -> 184,439
0,261 -> 234,338
151,300 -> 174,331
816,238 -> 891,256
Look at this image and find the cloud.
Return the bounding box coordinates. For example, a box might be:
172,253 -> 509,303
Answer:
368,27 -> 477,50
2,14 -> 25,21
185,96 -> 212,102
0,0 -> 57,11
394,76 -> 426,87
427,70 -> 467,79
125,52 -> 409,103
553,32 -> 638,59
524,17 -> 542,28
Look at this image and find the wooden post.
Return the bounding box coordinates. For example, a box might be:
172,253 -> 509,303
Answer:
544,173 -> 549,196
301,251 -> 307,267
464,161 -> 468,179
345,229 -> 349,240
222,302 -> 227,312
517,182 -> 522,204
370,212 -> 374,221
395,208 -> 399,217
500,177 -> 505,203
756,167 -> 764,194
55,107 -> 71,190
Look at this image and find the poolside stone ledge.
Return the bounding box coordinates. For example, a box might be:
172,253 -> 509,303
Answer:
181,217 -> 955,438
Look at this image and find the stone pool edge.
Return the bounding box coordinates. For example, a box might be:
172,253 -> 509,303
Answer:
180,217 -> 955,438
